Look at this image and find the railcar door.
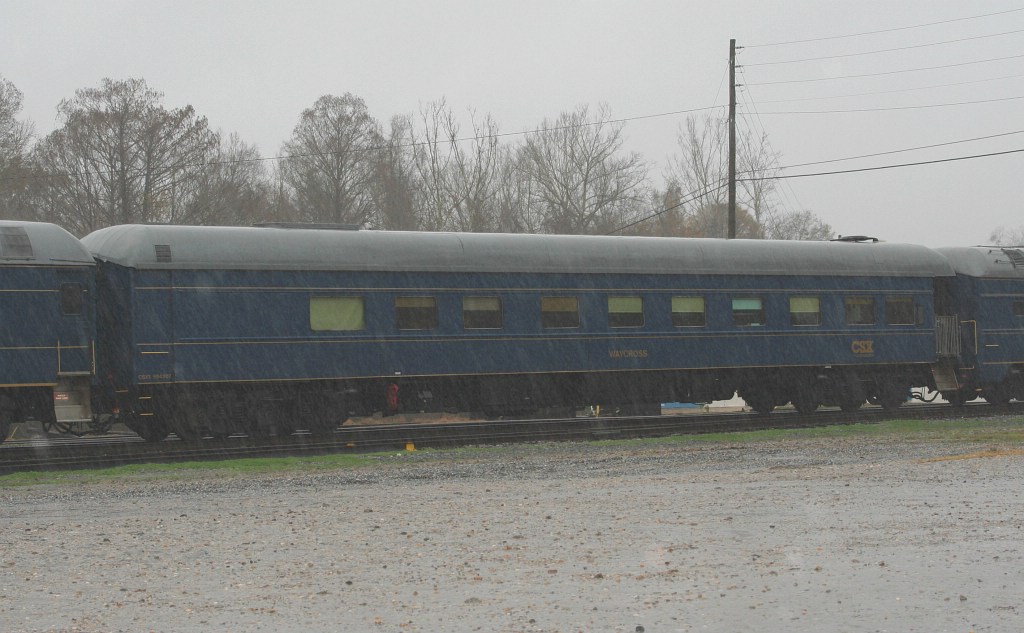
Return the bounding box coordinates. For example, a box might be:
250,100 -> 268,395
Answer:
53,268 -> 94,425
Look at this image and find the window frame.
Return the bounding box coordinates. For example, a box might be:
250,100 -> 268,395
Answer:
541,296 -> 580,329
789,296 -> 821,327
732,296 -> 765,327
845,296 -> 876,326
463,296 -> 503,330
671,296 -> 706,327
608,295 -> 644,328
310,296 -> 365,332
885,296 -> 917,326
395,296 -> 439,331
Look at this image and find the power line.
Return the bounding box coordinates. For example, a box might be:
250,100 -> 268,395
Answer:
745,28 -> 1024,66
738,147 -> 1024,182
745,7 -> 1024,48
755,95 -> 1024,114
750,74 -> 1024,104
745,53 -> 1024,86
762,130 -> 1024,172
602,181 -> 733,235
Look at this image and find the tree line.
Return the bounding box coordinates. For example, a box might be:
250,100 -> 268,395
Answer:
1,75 -> 836,240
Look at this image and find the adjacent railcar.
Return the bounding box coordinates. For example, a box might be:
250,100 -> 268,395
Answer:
0,221 -> 96,444
934,246 -> 1024,404
82,224 -> 955,441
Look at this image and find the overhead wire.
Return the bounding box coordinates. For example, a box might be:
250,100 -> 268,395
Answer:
737,148 -> 1024,182
745,53 -> 1024,86
745,28 -> 1024,66
745,7 -> 1024,48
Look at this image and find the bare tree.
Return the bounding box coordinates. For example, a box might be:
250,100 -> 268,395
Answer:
764,209 -> 833,241
665,113 -> 837,240
178,133 -> 272,226
989,225 -> 1024,246
521,104 -> 647,235
0,75 -> 35,219
279,93 -> 383,227
31,78 -> 218,234
373,114 -> 418,231
412,99 -> 503,232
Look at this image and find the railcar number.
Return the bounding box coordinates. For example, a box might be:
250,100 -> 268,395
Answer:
137,373 -> 173,381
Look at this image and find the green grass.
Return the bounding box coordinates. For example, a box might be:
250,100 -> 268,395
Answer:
597,416 -> 1024,447
3,416 -> 1022,487
0,452 -> 380,487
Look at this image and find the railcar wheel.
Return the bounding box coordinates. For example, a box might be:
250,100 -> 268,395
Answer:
0,418 -> 10,444
790,386 -> 820,415
983,385 -> 1012,406
741,389 -> 775,415
135,421 -> 171,443
838,398 -> 864,412
876,383 -> 907,411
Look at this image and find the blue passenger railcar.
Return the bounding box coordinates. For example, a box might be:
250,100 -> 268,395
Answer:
0,221 -> 96,444
82,224 -> 954,441
934,246 -> 1024,404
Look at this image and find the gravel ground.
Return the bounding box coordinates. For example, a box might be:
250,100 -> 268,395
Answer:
1,431 -> 1022,633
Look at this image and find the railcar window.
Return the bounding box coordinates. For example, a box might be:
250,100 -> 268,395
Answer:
60,283 -> 84,316
1013,300 -> 1024,318
310,297 -> 365,331
541,296 -> 580,328
790,296 -> 821,326
463,296 -> 502,329
845,297 -> 875,325
608,296 -> 644,328
885,297 -> 916,325
732,297 -> 765,327
396,296 -> 438,330
671,296 -> 705,327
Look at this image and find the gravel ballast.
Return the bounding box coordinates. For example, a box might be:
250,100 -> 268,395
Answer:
2,433 -> 1022,632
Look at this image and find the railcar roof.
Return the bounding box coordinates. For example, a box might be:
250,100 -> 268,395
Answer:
0,220 -> 94,266
935,246 -> 1024,279
81,224 -> 954,278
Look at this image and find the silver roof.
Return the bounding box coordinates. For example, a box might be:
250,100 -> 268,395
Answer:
935,246 -> 1024,279
0,220 -> 94,266
81,224 -> 955,278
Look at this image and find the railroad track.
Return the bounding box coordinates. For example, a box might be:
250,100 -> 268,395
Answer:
0,402 -> 1018,475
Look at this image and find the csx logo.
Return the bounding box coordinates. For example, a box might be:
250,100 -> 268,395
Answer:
851,340 -> 875,356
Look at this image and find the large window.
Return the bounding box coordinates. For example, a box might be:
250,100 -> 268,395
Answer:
790,296 -> 821,326
310,297 -> 365,331
541,296 -> 580,328
463,296 -> 502,329
672,296 -> 705,327
608,296 -> 644,328
885,297 -> 917,325
845,297 -> 875,325
732,297 -> 765,327
396,296 -> 438,330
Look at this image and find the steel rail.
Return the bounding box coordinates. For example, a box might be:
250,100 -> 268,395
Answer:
0,402 -> 1018,475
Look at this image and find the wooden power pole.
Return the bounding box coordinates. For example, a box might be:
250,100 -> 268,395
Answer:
728,38 -> 737,239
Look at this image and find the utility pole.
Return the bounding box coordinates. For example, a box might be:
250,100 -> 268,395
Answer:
728,38 -> 737,239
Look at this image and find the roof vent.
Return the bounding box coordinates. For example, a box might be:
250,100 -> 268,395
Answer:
1002,248 -> 1024,268
154,244 -> 172,263
0,226 -> 34,259
831,235 -> 879,243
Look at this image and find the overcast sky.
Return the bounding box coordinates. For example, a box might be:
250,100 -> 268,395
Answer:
3,0 -> 1022,247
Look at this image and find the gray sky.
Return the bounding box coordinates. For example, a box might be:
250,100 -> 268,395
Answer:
3,0 -> 1022,247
